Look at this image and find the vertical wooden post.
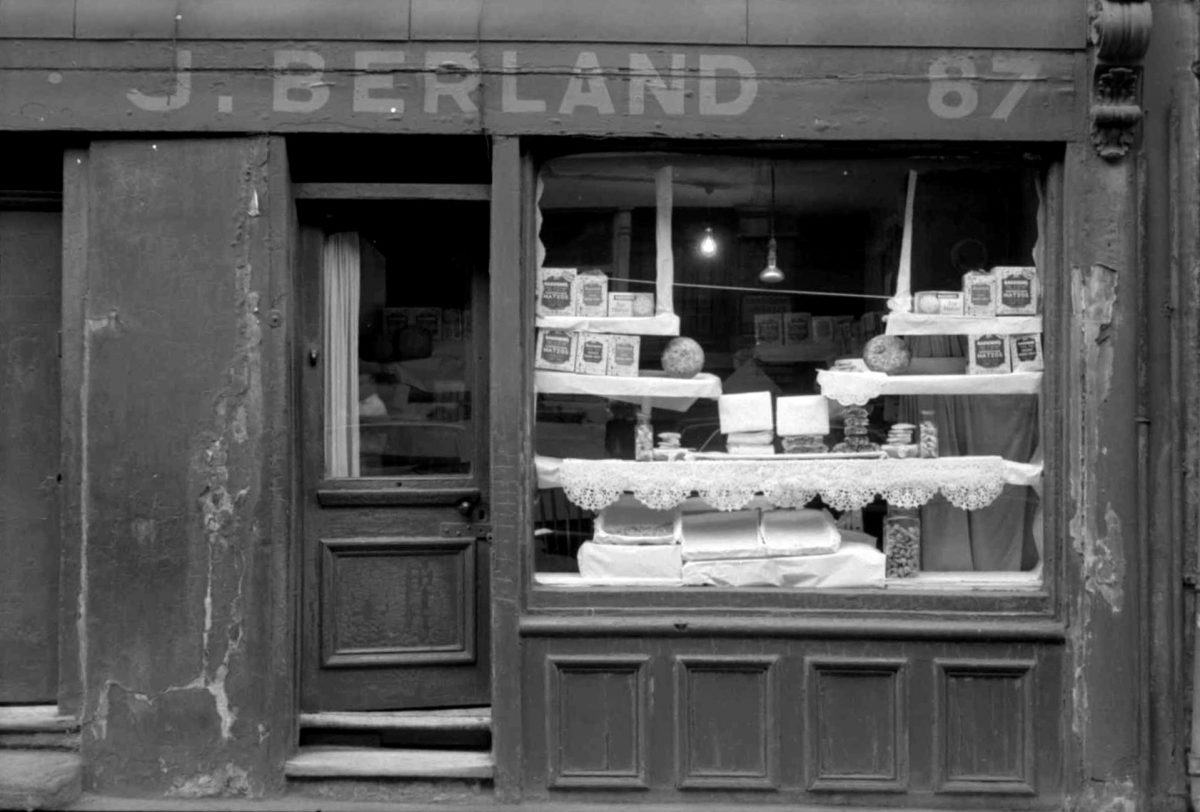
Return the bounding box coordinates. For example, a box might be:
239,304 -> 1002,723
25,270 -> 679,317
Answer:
489,135 -> 529,802
1061,139 -> 1145,809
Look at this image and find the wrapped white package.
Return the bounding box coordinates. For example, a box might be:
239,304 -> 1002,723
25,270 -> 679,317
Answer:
728,444 -> 776,456
594,495 -> 680,545
718,391 -> 774,434
727,430 -> 774,445
681,541 -> 885,588
680,510 -> 763,561
775,395 -> 830,436
577,541 -> 682,581
759,509 -> 841,556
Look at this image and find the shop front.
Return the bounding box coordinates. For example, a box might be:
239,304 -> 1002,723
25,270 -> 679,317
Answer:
0,0 -> 1185,808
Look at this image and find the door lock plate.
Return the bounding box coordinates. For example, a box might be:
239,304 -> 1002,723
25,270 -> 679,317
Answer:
441,522 -> 492,541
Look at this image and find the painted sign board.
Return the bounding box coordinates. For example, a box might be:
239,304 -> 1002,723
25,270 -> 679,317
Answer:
0,42 -> 1085,140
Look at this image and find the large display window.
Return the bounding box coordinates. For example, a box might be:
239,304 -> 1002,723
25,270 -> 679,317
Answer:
531,148 -> 1050,592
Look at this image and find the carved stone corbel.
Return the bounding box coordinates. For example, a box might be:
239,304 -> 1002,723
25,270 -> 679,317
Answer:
1090,0 -> 1152,161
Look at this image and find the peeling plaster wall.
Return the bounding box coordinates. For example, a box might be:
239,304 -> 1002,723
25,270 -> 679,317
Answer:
76,138 -> 293,796
1063,148 -> 1145,806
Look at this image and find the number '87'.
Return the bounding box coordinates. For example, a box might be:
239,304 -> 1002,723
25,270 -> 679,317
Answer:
927,55 -> 1040,120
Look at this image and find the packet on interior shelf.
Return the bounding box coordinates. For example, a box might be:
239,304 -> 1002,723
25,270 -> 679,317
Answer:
607,291 -> 655,318
962,270 -> 998,317
574,332 -> 611,375
754,313 -> 784,346
535,329 -> 578,372
913,291 -> 966,316
1009,333 -> 1044,372
537,268 -> 577,318
994,266 -> 1039,315
812,316 -> 837,344
607,335 -> 641,377
575,270 -> 609,317
968,333 -> 1012,374
783,312 -> 812,344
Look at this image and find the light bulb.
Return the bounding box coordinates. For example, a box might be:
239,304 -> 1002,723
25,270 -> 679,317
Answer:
758,237 -> 784,284
698,226 -> 717,258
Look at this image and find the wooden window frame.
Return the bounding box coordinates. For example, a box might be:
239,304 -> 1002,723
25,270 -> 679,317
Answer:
514,141 -> 1066,623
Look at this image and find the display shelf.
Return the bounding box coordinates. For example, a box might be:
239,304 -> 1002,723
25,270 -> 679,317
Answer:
885,312 -> 1042,336
536,312 -> 680,336
534,370 -> 722,401
816,369 -> 1042,405
753,343 -> 842,364
557,455 -> 1039,513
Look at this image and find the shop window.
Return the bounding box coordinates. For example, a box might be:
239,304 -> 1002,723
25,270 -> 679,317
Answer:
532,150 -> 1047,591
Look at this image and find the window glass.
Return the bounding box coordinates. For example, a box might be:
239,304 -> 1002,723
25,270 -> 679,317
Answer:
533,151 -> 1044,589
321,201 -> 485,478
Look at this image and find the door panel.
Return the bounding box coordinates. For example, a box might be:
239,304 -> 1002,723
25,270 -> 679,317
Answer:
300,199 -> 490,711
0,211 -> 62,703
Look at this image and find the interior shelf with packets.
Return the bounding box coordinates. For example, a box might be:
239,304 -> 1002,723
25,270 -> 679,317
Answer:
535,267 -> 681,336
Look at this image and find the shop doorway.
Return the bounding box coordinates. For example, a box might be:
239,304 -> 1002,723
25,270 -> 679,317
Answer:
298,195 -> 491,711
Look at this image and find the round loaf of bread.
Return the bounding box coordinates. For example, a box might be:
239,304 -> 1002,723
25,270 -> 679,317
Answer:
660,336 -> 705,378
862,334 -> 911,373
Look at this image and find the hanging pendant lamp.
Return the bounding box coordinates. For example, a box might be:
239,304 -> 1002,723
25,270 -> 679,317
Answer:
758,164 -> 784,284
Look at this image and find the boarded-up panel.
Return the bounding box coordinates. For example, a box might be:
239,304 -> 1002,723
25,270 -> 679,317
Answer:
547,656 -> 648,788
320,537 -> 475,667
676,657 -> 777,789
806,658 -> 908,791
0,210 -> 62,703
78,138 -> 300,791
935,659 -> 1036,794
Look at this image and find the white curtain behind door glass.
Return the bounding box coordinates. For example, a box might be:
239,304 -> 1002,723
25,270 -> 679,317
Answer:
324,232 -> 361,477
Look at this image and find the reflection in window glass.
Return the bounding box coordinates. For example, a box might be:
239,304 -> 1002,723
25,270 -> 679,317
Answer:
533,152 -> 1045,587
322,202 -> 485,478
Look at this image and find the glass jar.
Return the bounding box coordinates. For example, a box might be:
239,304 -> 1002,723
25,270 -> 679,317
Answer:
883,506 -> 921,578
635,411 -> 655,461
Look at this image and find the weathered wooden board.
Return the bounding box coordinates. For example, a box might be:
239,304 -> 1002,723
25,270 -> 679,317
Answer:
0,42 -> 1085,140
0,210 -> 62,703
0,0 -> 1086,48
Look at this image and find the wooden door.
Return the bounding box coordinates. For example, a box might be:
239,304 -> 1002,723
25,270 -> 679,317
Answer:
0,210 -> 62,703
299,196 -> 491,711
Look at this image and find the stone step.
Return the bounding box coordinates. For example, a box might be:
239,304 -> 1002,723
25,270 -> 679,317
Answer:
0,706 -> 77,733
0,706 -> 80,751
298,707 -> 490,734
0,751 -> 83,810
285,747 -> 493,780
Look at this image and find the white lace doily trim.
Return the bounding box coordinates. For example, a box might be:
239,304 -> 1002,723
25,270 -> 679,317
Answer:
559,456 -> 1021,513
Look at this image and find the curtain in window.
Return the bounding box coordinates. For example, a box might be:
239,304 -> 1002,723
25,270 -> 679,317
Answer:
323,232 -> 361,477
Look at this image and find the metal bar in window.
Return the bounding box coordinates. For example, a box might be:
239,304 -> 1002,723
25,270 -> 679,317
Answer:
294,183 -> 491,201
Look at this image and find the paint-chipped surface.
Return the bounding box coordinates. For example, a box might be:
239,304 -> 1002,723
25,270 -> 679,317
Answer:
1069,264 -> 1124,610
77,138 -> 283,796
1072,778 -> 1138,812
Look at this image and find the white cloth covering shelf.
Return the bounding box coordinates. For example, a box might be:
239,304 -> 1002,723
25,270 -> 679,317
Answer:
535,370 -> 722,412
535,312 -> 680,336
885,312 -> 1043,336
816,369 -> 1042,405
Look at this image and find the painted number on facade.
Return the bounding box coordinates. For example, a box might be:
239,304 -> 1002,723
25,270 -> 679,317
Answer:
927,56 -> 1040,120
